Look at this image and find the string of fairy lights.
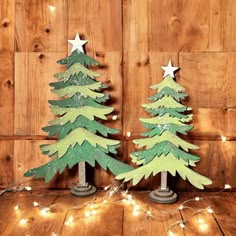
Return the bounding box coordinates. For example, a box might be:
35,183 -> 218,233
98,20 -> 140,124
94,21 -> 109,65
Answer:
0,180 -> 234,236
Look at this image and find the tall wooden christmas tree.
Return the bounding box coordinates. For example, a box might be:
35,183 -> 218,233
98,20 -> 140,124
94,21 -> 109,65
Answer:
24,34 -> 133,196
116,60 -> 212,203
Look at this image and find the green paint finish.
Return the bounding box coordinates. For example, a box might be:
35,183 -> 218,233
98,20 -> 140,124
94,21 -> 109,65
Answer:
116,154 -> 212,189
151,75 -> 185,92
141,124 -> 193,137
49,95 -> 108,109
43,115 -> 119,140
142,96 -> 187,109
55,62 -> 100,82
146,107 -> 190,118
25,141 -> 133,182
52,82 -> 105,99
149,87 -> 188,102
57,50 -> 99,68
131,141 -> 200,165
133,131 -> 199,151
49,106 -> 113,125
40,127 -> 120,158
140,113 -> 192,126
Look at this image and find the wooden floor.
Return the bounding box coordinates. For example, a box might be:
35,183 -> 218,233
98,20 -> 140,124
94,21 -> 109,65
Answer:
0,190 -> 235,236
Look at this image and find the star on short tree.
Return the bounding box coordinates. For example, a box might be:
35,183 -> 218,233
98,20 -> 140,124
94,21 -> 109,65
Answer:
161,60 -> 179,78
68,33 -> 88,53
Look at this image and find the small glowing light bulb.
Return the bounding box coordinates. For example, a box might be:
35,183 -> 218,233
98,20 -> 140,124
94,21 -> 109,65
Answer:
207,208 -> 214,214
91,210 -> 97,215
133,210 -> 139,216
40,208 -> 50,216
133,205 -> 140,211
127,194 -> 132,200
104,185 -> 110,190
168,231 -> 175,236
85,211 -> 90,217
112,115 -> 118,120
179,222 -> 185,228
146,211 -> 152,216
195,197 -> 200,201
178,205 -> 184,210
127,132 -> 131,137
103,200 -> 108,204
14,205 -> 19,210
68,216 -> 74,223
19,218 -> 27,225
25,186 -> 32,191
198,218 -> 205,224
49,5 -> 56,12
224,184 -> 232,189
33,201 -> 39,206
221,135 -> 227,142
122,199 -> 127,203
52,233 -> 57,236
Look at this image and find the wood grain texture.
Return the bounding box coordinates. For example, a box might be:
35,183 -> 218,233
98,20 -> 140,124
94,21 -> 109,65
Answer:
14,52 -> 66,136
14,140 -> 68,189
178,192 -> 223,236
223,0 -> 236,51
0,192 -> 58,235
15,0 -> 68,52
124,0 -> 223,52
68,0 -> 122,52
204,192 -> 236,236
0,141 -> 14,188
1,0 -> 236,190
179,52 -> 236,109
0,52 -> 14,135
123,192 -> 184,236
0,0 -> 14,52
0,191 -> 235,235
123,0 -> 150,51
190,108 -> 236,139
123,52 -> 178,137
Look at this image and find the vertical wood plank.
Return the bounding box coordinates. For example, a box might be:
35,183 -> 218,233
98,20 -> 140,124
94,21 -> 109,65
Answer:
68,0 -> 122,52
150,0 -> 179,52
0,0 -> 14,52
15,0 -> 68,52
0,52 -> 14,135
14,52 -> 66,136
0,141 -> 14,189
14,140 -> 67,189
223,0 -> 236,51
123,0 -> 150,51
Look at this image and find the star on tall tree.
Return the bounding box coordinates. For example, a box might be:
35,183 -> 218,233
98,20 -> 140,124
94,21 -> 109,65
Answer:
24,34 -> 133,196
116,60 -> 212,203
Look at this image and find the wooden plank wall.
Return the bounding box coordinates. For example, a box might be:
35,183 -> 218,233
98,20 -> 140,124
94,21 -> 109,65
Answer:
0,0 -> 235,191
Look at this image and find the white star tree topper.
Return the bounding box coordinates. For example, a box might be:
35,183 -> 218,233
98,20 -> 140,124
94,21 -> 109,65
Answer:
161,60 -> 179,78
68,33 -> 88,53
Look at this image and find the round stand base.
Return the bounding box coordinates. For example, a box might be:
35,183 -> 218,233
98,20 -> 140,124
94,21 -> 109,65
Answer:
71,183 -> 97,197
149,188 -> 177,204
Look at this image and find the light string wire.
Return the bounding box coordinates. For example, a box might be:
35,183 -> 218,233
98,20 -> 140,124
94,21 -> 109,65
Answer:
0,181 -> 234,234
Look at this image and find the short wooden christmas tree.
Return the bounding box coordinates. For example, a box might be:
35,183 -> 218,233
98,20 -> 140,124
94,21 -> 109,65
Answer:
116,60 -> 212,203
